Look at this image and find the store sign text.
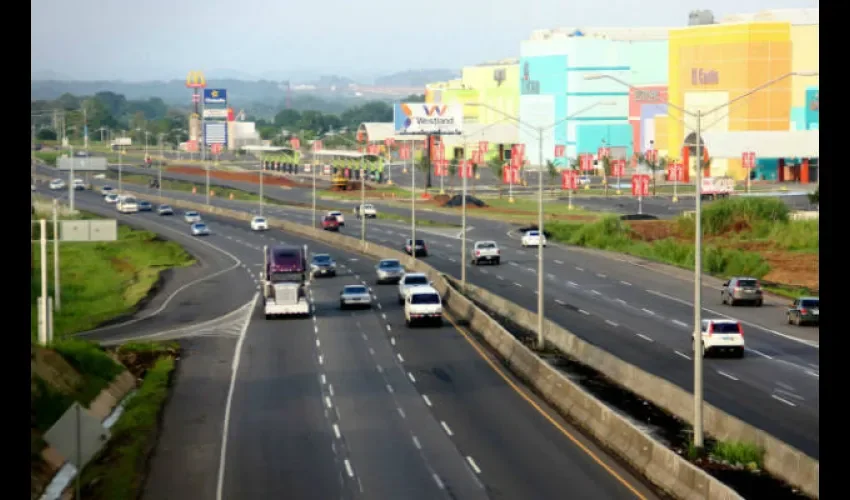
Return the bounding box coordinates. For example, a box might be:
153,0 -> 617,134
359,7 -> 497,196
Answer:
634,89 -> 663,102
691,68 -> 719,85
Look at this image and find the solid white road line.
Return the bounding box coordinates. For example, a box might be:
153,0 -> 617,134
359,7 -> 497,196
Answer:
422,394 -> 432,406
466,456 -> 482,474
441,421 -> 454,436
674,350 -> 692,360
717,371 -> 739,381
636,333 -> 654,342
772,394 -> 797,407
344,459 -> 355,478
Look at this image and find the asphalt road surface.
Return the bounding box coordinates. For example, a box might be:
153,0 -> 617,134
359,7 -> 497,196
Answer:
37,166 -> 820,458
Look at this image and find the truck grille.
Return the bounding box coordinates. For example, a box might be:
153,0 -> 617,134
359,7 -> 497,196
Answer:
273,284 -> 299,304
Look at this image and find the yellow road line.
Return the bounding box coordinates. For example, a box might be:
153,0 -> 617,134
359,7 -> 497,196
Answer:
443,313 -> 649,500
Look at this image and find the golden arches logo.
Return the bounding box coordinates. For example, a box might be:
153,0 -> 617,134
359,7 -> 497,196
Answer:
186,71 -> 206,89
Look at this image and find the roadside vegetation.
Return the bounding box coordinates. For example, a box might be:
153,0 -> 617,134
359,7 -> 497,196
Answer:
546,197 -> 817,294
107,172 -> 281,205
30,210 -> 194,340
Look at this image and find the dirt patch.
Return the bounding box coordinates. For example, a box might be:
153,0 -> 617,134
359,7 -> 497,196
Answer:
166,166 -> 307,188
113,344 -> 180,380
628,220 -> 678,242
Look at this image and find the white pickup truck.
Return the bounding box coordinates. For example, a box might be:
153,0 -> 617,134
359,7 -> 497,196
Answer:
353,203 -> 377,218
404,286 -> 443,327
700,177 -> 734,200
471,240 -> 500,265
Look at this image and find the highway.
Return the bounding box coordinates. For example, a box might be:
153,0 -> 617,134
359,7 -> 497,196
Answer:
37,165 -> 820,459
38,183 -> 659,499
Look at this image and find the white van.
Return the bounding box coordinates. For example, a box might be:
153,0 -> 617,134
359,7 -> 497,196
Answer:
404,286 -> 443,327
116,195 -> 139,214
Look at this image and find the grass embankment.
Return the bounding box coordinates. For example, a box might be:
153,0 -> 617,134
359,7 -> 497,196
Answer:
79,341 -> 179,500
107,172 -> 281,205
30,211 -> 195,340
547,197 -> 818,293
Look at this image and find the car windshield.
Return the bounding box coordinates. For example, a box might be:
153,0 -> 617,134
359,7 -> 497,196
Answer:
527,231 -> 539,236
312,255 -> 331,264
324,217 -> 337,222
345,286 -> 368,295
254,218 -> 266,223
160,205 -> 171,210
330,212 -> 341,216
380,260 -> 400,269
477,242 -> 496,249
194,224 -> 206,229
411,293 -> 440,305
404,275 -> 428,285
737,279 -> 758,287
711,322 -> 740,333
187,212 -> 198,216
800,299 -> 819,308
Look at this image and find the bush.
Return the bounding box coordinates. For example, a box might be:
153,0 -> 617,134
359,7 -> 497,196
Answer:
711,440 -> 765,469
700,197 -> 790,235
52,339 -> 124,404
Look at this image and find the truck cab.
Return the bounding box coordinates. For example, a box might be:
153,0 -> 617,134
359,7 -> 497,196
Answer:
263,244 -> 311,318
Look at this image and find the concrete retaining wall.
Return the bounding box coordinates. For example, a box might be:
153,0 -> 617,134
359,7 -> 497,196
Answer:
128,189 -> 756,500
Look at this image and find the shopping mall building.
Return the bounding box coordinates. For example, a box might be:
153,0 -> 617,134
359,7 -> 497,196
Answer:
423,7 -> 818,181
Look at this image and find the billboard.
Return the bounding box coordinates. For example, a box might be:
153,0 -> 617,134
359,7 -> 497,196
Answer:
57,157 -> 107,171
203,109 -> 229,119
203,89 -> 227,104
204,122 -> 227,145
393,103 -> 463,135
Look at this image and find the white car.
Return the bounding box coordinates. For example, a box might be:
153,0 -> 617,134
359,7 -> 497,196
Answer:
404,286 -> 443,327
72,178 -> 85,190
471,240 -> 500,265
190,222 -> 210,236
327,211 -> 345,226
251,216 -> 269,231
521,230 -> 547,248
104,194 -> 119,204
693,319 -> 745,358
116,195 -> 139,213
397,272 -> 430,304
49,179 -> 65,190
339,285 -> 372,309
101,185 -> 114,196
183,211 -> 202,223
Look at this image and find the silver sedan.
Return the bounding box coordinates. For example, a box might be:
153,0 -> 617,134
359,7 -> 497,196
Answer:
339,285 -> 372,310
375,259 -> 405,284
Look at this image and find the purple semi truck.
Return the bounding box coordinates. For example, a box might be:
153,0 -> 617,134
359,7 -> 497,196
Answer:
263,244 -> 312,318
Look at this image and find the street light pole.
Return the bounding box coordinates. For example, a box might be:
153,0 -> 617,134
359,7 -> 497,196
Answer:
536,129 -> 545,349
360,155 -> 366,246
461,148 -> 468,290
158,133 -> 164,200
312,155 -> 317,228
411,140 -> 416,265
259,154 -> 265,217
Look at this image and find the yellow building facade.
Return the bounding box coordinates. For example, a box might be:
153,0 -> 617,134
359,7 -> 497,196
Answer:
667,22 -> 792,180
790,23 -> 819,131
425,60 -> 520,126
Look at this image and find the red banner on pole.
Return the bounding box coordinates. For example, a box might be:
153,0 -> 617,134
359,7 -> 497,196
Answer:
433,159 -> 448,177
611,159 -> 626,177
385,137 -> 395,148
312,140 -> 323,152
478,141 -> 488,155
459,160 -> 474,178
367,144 -> 380,155
742,151 -> 756,169
502,165 -> 520,184
399,145 -> 410,160
598,147 -> 610,159
471,151 -> 481,165
290,137 -> 301,149
186,140 -> 198,152
561,170 -> 578,190
579,154 -> 594,171
631,174 -> 650,197
433,144 -> 444,162
667,162 -> 684,182
554,144 -> 566,158
646,149 -> 657,164
512,144 -> 526,161
210,143 -> 222,155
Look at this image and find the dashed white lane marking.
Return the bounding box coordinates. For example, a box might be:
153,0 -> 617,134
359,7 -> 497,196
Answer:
717,371 -> 739,381
509,262 -> 519,267
369,347 -> 375,355
344,459 -> 355,478
386,324 -> 392,331
533,290 -> 539,295
772,394 -> 797,407
597,273 -> 607,278
433,474 -> 445,489
480,269 -> 489,274
408,372 -> 416,383
376,365 -> 384,374
805,370 -> 819,378
333,424 -> 341,439
377,303 -> 382,310
674,350 -> 692,360
605,320 -> 619,327
448,258 -> 457,262
316,339 -> 321,347
324,396 -> 333,408
567,281 -> 578,287
412,436 -> 422,449
575,266 -> 584,271
614,298 -> 626,305
361,333 -> 368,340
444,243 -> 452,248
397,407 -> 406,418
672,319 -> 688,328
328,385 -> 335,397
777,382 -> 796,392
642,308 -> 655,316
749,348 -> 774,360
466,456 -> 482,474
555,299 -> 566,306
497,275 -> 505,280
578,309 -> 590,315
620,281 -> 632,286
590,290 -> 601,295
636,333 -> 654,342
320,374 -> 327,385
440,421 -> 454,436
390,337 -> 396,346
422,394 -> 433,407
397,353 -> 405,363
526,267 -> 536,273
554,260 -> 564,265
547,273 -> 556,280
318,355 -> 324,365
314,325 -> 319,334
386,384 -> 394,394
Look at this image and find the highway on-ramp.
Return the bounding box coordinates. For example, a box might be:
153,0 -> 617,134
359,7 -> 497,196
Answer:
38,165 -> 820,459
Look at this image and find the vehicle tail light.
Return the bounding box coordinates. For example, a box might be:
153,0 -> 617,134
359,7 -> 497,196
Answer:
800,308 -> 807,315
737,323 -> 744,336
706,323 -> 713,335
475,250 -> 480,256
734,287 -> 741,293
496,249 -> 500,255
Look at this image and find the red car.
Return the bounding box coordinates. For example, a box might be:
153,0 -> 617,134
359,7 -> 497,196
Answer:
322,216 -> 340,231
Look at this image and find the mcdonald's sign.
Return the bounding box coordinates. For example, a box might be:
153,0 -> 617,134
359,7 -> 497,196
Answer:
186,71 -> 206,89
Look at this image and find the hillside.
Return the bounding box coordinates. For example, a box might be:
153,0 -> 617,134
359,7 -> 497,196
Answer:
374,69 -> 458,86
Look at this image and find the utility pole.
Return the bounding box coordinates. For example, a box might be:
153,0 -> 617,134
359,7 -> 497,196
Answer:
693,110 -> 704,449
53,200 -> 61,311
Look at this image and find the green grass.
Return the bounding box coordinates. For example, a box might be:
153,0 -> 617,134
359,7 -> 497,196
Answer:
375,211 -> 459,228
478,196 -> 599,217
33,151 -> 60,165
80,354 -> 176,500
30,221 -> 194,340
109,173 -> 281,205
710,440 -> 765,469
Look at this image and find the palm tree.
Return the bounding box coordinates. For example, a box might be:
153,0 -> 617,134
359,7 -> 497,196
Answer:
546,160 -> 558,196
448,158 -> 458,193
488,158 -> 505,199
600,156 -> 611,196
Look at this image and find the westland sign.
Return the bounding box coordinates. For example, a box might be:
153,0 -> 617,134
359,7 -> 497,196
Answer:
393,103 -> 464,135
691,68 -> 719,85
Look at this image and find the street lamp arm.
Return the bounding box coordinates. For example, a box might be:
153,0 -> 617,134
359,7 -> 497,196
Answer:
584,73 -> 693,117
705,71 -> 818,116
543,100 -> 618,131
467,103 -> 540,136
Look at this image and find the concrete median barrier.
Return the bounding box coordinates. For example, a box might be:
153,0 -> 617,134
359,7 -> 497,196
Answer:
124,190 -> 783,499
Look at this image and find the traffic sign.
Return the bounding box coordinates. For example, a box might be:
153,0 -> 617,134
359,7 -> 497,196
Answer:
554,145 -> 566,158
631,174 -> 650,197
667,162 -> 685,182
580,154 -> 594,171
561,170 -> 578,190
312,140 -> 323,152
210,143 -> 222,155
598,147 -> 610,159
611,159 -> 626,177
742,151 -> 756,169
290,137 -> 301,149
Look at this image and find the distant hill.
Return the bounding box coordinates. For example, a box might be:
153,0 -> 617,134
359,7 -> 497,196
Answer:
374,69 -> 458,87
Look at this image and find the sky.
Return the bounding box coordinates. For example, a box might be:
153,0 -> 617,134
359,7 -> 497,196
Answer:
31,0 -> 817,82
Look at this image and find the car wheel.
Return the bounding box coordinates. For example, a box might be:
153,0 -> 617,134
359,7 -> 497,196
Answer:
405,318 -> 411,327
794,314 -> 801,326
728,298 -> 736,306
398,297 -> 404,305
340,301 -> 346,310
495,258 -> 500,265
735,348 -> 745,359
787,314 -> 793,325
755,299 -> 763,307
701,343 -> 708,358
721,294 -> 727,305
265,314 -> 270,320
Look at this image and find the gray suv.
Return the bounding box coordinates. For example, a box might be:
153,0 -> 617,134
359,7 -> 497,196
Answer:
721,277 -> 763,307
